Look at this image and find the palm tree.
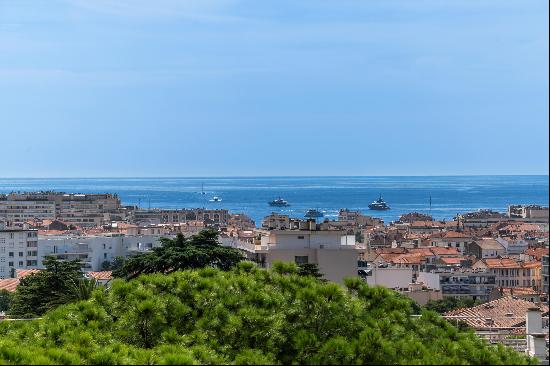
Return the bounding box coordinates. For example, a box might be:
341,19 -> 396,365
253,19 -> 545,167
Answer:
63,277 -> 100,302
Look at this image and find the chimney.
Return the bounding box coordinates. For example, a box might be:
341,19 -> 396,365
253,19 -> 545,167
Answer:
526,307 -> 546,361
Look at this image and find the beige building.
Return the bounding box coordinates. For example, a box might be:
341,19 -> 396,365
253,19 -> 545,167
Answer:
429,231 -> 473,254
467,238 -> 506,259
261,213 -> 291,230
0,192 -> 121,227
228,220 -> 358,284
508,205 -> 549,220
472,258 -> 542,290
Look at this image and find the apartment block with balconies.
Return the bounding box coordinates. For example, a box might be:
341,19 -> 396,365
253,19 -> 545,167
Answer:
0,227 -> 38,279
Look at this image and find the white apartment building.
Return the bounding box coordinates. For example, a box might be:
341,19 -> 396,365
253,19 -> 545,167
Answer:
0,227 -> 39,279
37,233 -> 169,271
363,267 -> 413,289
226,221 -> 358,284
495,237 -> 529,256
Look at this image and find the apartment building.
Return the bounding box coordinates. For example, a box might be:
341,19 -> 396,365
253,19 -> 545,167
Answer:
508,205 -> 549,220
467,238 -> 506,259
429,231 -> 473,254
37,233 -> 168,271
542,254 -> 549,294
0,199 -> 56,223
131,208 -> 229,226
0,227 -> 39,279
472,258 -> 542,290
0,192 -> 121,227
418,269 -> 497,302
261,213 -> 291,230
495,236 -> 529,256
227,220 -> 358,284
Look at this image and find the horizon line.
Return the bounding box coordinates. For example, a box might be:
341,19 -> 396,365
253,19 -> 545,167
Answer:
0,174 -> 549,180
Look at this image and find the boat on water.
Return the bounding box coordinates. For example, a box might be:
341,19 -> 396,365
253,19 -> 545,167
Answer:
210,196 -> 222,202
368,195 -> 390,210
304,209 -> 324,218
268,197 -> 290,207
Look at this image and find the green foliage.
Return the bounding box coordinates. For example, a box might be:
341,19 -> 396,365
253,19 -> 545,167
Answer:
113,230 -> 244,279
0,289 -> 12,312
111,256 -> 125,270
0,263 -> 535,365
61,278 -> 101,303
9,256 -> 83,318
425,297 -> 485,314
297,263 -> 325,281
102,256 -> 125,271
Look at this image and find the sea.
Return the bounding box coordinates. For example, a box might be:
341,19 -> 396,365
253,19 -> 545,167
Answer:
0,176 -> 548,226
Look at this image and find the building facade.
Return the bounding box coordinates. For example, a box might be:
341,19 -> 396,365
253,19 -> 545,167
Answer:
226,221 -> 358,284
0,228 -> 39,279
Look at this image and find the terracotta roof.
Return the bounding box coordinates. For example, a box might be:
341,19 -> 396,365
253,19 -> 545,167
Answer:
523,248 -> 548,261
442,231 -> 471,239
375,247 -> 407,254
393,254 -> 426,265
439,257 -> 466,265
481,258 -> 523,269
408,248 -> 435,256
501,224 -> 546,233
410,221 -> 445,228
499,287 -> 540,296
522,261 -> 541,269
15,269 -> 41,279
474,238 -> 504,250
429,247 -> 461,256
38,229 -> 69,236
86,271 -> 113,281
0,278 -> 20,292
445,296 -> 548,330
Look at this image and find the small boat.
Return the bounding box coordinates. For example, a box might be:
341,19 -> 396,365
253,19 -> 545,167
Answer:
304,209 -> 324,218
269,197 -> 290,207
368,195 -> 390,210
210,196 -> 222,202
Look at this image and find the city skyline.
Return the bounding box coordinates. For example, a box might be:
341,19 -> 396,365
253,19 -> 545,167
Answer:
1,0 -> 548,177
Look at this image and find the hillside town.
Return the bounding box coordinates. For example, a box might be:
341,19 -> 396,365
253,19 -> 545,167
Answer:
1,191 -> 549,360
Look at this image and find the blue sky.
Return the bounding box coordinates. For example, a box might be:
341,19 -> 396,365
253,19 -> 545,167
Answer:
0,0 -> 548,177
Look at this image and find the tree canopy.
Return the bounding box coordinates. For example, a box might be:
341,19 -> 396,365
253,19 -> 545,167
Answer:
8,256 -> 83,318
0,262 -> 535,365
113,230 -> 244,279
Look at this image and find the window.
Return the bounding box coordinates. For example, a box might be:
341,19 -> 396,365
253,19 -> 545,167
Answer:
104,253 -> 107,259
19,252 -> 24,257
295,256 -> 308,265
8,262 -> 14,267
18,261 -> 23,266
8,252 -> 14,257
297,236 -> 305,239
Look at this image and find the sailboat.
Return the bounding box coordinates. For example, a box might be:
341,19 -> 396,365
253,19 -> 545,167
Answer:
201,183 -> 206,195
